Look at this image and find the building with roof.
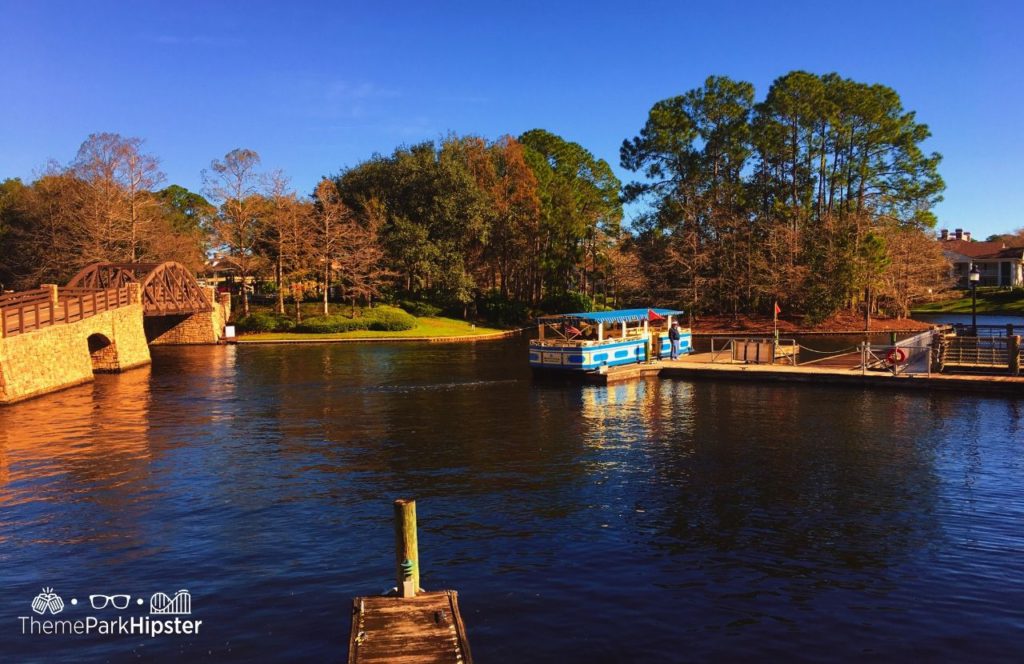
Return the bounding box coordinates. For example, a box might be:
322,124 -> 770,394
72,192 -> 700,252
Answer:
938,229 -> 1024,287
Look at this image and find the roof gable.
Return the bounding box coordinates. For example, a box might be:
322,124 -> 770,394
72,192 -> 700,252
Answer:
940,239 -> 1024,260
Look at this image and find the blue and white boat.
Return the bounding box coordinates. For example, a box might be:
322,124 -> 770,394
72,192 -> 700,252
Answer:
529,308 -> 692,372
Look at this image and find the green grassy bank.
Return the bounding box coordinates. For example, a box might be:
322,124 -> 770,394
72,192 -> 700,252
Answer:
233,302 -> 506,340
912,288 -> 1024,315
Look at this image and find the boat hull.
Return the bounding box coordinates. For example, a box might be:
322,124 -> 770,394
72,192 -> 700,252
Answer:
529,333 -> 692,372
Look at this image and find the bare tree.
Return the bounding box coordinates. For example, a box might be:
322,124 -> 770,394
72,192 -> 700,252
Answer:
264,172 -> 315,318
340,197 -> 395,311
605,239 -> 645,306
72,133 -> 165,261
203,149 -> 266,316
876,224 -> 953,317
311,178 -> 353,315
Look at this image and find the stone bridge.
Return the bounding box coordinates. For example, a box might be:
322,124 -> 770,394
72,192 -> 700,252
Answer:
0,262 -> 231,405
67,262 -> 231,346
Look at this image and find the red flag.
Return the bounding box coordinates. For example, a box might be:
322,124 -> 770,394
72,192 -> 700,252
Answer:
647,309 -> 665,321
774,302 -> 781,316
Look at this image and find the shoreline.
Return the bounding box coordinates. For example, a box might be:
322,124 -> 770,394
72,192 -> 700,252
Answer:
911,309 -> 1024,317
232,325 -> 936,345
233,327 -> 528,345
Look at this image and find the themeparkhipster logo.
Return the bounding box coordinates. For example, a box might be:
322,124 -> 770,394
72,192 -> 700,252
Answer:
19,587 -> 202,638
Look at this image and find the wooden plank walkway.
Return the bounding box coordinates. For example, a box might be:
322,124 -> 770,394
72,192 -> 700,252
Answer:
349,591 -> 472,664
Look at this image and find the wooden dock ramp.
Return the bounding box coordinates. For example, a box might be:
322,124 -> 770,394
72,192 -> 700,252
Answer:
349,499 -> 473,663
349,591 -> 472,664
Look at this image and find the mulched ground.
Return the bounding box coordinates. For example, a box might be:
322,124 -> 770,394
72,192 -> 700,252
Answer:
692,312 -> 934,335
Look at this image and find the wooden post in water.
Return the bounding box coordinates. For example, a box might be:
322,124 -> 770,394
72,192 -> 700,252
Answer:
350,500 -> 473,663
394,499 -> 420,598
930,332 -> 941,374
1009,335 -> 1020,376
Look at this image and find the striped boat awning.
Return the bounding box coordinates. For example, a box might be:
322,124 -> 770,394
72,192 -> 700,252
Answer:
538,308 -> 685,325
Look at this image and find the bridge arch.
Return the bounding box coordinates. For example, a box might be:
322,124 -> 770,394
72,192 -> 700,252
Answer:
67,262 -> 212,316
87,332 -> 120,372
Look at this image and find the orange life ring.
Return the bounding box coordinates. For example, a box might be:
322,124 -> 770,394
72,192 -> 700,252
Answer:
886,347 -> 907,365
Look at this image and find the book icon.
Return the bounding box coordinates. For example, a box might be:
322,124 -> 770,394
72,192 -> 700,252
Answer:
149,589 -> 191,615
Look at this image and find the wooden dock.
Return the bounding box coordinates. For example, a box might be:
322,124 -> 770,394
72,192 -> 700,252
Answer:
349,500 -> 473,664
588,353 -> 1024,394
349,591 -> 472,664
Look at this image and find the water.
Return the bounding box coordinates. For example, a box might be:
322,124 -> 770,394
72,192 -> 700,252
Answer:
1,341 -> 1023,662
913,312 -> 1024,328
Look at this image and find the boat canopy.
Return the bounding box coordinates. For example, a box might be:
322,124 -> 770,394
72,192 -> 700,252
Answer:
538,308 -> 685,325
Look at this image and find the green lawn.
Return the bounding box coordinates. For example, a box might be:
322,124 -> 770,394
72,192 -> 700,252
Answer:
238,316 -> 507,341
912,288 -> 1024,314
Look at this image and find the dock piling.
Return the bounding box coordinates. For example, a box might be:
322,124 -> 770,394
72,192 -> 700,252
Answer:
393,499 -> 420,597
1010,335 -> 1020,376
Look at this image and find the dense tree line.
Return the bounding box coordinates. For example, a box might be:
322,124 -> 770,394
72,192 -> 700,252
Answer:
621,71 -> 950,321
332,130 -> 622,318
1,71 -> 955,322
0,133 -> 210,289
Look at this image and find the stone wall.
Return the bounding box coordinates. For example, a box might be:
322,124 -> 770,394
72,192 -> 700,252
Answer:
147,288 -> 231,345
88,337 -> 120,372
0,303 -> 151,405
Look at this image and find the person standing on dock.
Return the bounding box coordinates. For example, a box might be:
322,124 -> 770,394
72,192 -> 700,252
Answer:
669,322 -> 681,360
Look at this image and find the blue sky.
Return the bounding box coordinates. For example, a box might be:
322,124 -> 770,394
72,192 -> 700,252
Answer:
1,0 -> 1021,238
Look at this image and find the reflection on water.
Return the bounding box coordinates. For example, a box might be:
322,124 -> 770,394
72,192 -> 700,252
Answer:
0,341 -> 1022,662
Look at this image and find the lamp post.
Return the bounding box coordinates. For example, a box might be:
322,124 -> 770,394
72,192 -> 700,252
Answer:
969,264 -> 980,336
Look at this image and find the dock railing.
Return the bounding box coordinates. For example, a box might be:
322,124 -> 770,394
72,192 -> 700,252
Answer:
951,323 -> 1018,338
936,332 -> 1021,375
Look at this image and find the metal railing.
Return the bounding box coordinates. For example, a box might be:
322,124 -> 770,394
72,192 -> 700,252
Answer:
859,342 -> 935,376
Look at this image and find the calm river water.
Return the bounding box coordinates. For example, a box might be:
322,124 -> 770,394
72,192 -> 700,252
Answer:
1,338 -> 1023,662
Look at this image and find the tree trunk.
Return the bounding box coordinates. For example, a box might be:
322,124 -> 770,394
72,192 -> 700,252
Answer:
276,255 -> 285,314
323,261 -> 330,316
241,276 -> 250,317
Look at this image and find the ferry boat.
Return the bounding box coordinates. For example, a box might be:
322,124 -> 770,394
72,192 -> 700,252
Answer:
529,308 -> 692,372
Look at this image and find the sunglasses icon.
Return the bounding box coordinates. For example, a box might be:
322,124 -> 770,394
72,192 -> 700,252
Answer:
89,594 -> 131,610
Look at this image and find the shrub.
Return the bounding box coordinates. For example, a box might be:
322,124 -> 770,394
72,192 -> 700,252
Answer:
296,316 -> 369,334
400,299 -> 442,318
235,312 -> 293,333
365,306 -> 417,331
294,307 -> 416,333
